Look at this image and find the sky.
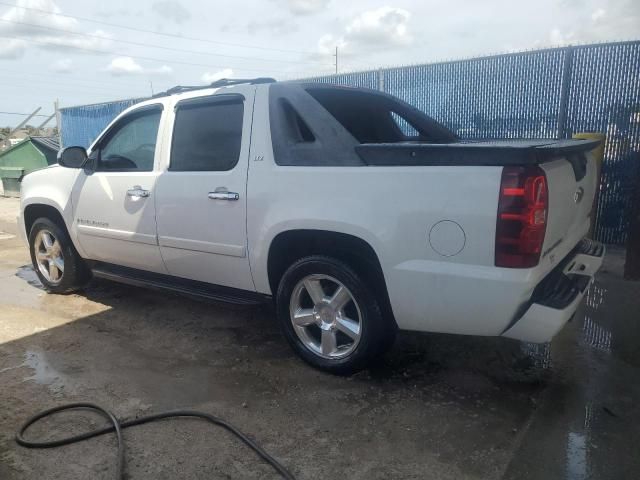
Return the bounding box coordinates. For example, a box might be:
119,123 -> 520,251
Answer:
0,0 -> 638,127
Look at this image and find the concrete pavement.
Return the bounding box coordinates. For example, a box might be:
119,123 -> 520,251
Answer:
0,197 -> 638,479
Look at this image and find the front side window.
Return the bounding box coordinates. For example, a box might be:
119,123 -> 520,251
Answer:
170,99 -> 244,172
97,108 -> 162,172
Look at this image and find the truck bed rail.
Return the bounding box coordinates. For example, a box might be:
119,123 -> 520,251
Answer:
355,139 -> 601,167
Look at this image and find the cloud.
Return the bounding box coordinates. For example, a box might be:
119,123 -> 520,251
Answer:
544,0 -> 639,47
591,8 -> 606,22
155,65 -> 173,75
347,7 -> 411,45
51,57 -> 72,72
105,57 -> 173,76
106,56 -> 143,75
1,0 -> 76,34
280,0 -> 330,15
93,7 -> 137,19
35,29 -> 112,53
317,6 -> 412,56
152,1 -> 191,24
0,39 -> 27,59
0,0 -> 113,58
201,68 -> 234,84
317,33 -> 345,56
585,0 -> 639,39
549,28 -> 576,45
247,17 -> 298,35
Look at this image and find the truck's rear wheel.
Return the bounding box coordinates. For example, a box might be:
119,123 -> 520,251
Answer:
28,217 -> 90,294
276,255 -> 394,374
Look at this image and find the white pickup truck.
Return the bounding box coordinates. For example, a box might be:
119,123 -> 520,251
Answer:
19,78 -> 605,373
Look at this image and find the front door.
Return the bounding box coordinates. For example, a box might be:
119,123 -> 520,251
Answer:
71,105 -> 167,273
155,92 -> 255,291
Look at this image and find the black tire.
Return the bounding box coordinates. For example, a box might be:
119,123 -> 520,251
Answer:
276,255 -> 395,374
28,217 -> 91,294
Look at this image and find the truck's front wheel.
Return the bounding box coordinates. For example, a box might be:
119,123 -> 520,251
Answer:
276,256 -> 393,374
28,217 -> 90,294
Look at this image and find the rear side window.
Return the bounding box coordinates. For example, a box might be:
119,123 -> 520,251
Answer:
279,98 -> 315,143
305,87 -> 456,144
306,88 -> 408,143
170,99 -> 243,171
391,112 -> 419,137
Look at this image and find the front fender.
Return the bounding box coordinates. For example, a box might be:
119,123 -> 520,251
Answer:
20,167 -> 86,257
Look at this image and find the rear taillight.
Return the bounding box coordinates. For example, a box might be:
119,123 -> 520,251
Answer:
495,166 -> 548,268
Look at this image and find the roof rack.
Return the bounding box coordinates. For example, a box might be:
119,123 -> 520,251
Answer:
152,77 -> 276,98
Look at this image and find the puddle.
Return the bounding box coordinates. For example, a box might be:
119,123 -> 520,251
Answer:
519,342 -> 552,370
504,255 -> 640,480
581,285 -> 612,354
15,264 -> 44,289
21,350 -> 71,394
566,431 -> 587,480
23,350 -> 61,385
585,284 -> 607,310
581,316 -> 612,353
0,351 -> 68,389
565,402 -> 595,480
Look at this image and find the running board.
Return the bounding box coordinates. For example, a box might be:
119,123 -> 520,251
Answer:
90,262 -> 269,306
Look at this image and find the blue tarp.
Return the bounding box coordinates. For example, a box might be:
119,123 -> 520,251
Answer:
60,98 -> 145,149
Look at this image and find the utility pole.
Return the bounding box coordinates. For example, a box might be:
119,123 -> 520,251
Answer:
54,99 -> 62,147
149,80 -> 154,96
334,46 -> 338,74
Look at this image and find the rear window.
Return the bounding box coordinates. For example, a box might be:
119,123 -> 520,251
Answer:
305,87 -> 455,144
170,98 -> 243,171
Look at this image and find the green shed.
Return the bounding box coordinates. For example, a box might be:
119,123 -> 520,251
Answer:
0,136 -> 59,197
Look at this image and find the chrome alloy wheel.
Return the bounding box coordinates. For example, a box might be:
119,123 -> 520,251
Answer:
289,274 -> 362,359
34,229 -> 64,285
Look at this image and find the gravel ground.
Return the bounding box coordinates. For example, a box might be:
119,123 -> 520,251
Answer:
0,197 -> 638,479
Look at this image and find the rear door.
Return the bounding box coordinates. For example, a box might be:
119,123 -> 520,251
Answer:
154,91 -> 255,291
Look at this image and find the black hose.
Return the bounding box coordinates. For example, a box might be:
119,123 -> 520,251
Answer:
16,402 -> 296,480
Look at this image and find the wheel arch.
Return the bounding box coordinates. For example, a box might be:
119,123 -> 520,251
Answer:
24,202 -> 70,240
266,229 -> 397,327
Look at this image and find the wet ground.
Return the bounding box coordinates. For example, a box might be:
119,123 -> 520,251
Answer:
0,196 -> 638,479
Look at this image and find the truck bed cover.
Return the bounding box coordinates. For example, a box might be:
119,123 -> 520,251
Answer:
355,139 -> 602,167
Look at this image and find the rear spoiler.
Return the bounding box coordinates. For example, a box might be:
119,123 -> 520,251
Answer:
355,138 -> 602,167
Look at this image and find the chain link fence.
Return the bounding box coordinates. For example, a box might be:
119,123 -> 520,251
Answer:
304,42 -> 640,245
60,41 -> 640,244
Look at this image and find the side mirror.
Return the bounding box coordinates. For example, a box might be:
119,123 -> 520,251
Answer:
58,146 -> 88,169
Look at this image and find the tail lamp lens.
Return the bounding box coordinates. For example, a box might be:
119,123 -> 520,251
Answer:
495,166 -> 548,268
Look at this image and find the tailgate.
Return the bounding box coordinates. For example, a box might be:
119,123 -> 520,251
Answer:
540,147 -> 599,262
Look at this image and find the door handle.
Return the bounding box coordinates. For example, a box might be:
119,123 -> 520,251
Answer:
127,186 -> 150,198
208,191 -> 239,201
